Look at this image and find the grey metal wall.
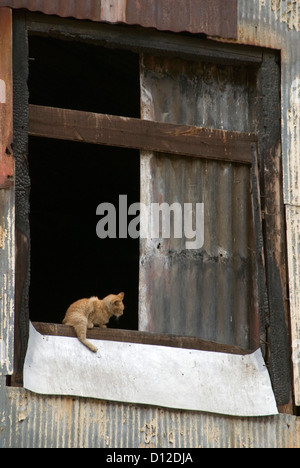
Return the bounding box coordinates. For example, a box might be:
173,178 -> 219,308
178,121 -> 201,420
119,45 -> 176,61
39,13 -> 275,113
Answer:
4,387 -> 300,448
139,55 -> 258,349
0,0 -> 299,450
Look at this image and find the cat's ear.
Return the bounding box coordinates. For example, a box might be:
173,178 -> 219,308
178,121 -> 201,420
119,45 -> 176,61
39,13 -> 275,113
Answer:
118,292 -> 125,300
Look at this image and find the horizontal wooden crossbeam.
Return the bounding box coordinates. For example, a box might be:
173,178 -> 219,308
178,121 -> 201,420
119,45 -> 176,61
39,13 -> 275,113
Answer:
29,105 -> 257,164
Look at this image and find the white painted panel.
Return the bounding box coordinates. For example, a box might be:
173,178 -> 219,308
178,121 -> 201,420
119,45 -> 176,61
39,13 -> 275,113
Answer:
24,323 -> 278,417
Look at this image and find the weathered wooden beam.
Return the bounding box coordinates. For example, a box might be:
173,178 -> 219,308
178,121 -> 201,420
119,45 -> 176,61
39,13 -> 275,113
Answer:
29,104 -> 256,164
33,322 -> 253,356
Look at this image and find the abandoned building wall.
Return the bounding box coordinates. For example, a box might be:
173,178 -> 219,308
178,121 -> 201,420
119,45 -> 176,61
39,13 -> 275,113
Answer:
0,0 -> 299,448
3,388 -> 300,448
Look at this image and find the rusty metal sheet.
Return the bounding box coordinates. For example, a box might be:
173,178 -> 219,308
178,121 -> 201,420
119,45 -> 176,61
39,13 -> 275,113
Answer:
0,0 -> 102,21
123,0 -> 237,38
0,7 -> 13,188
140,55 -> 259,350
0,0 -> 238,38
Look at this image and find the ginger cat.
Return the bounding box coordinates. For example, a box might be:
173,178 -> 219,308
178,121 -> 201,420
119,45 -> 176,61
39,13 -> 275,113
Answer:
62,292 -> 125,353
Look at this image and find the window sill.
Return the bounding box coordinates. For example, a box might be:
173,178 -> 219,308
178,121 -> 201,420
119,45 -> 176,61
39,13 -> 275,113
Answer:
32,322 -> 252,356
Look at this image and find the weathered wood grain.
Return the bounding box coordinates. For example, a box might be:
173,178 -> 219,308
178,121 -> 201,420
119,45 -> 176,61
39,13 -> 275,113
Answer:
29,104 -> 256,164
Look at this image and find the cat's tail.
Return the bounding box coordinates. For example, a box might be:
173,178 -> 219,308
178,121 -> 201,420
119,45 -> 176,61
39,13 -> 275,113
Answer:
79,337 -> 98,353
71,320 -> 98,353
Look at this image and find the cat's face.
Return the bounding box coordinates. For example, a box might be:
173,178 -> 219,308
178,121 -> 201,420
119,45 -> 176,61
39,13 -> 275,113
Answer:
107,292 -> 125,317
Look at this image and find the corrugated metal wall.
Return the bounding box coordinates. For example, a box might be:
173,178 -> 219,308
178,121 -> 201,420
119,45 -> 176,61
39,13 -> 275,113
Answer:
0,0 -> 238,38
140,55 -> 258,349
4,388 -> 300,448
0,0 -> 299,449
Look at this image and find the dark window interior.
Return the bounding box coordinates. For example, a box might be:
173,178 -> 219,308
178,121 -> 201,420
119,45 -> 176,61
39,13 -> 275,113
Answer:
28,36 -> 140,330
28,36 -> 141,116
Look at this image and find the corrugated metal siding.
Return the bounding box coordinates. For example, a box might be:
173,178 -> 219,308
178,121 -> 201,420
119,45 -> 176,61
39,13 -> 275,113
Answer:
236,0 -> 300,409
0,0 -> 102,21
0,0 -> 297,449
116,0 -> 237,37
4,388 -> 300,448
0,0 -> 238,38
0,377 -> 7,447
140,55 -> 258,349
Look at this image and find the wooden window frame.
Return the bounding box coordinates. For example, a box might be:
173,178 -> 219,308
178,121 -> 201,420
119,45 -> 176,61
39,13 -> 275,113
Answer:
28,104 -> 256,164
12,12 -> 292,413
27,99 -> 259,357
23,12 -> 260,361
27,104 -> 259,356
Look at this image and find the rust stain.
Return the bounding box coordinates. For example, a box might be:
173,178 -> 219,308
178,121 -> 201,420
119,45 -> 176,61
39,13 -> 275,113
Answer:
0,222 -> 7,249
0,0 -> 102,21
0,0 -> 238,38
0,7 -> 13,189
124,0 -> 238,38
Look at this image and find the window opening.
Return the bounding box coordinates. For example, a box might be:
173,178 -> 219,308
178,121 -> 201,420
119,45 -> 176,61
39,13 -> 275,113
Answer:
28,36 -> 140,116
10,13 -> 292,411
28,138 -> 140,330
28,36 -> 140,330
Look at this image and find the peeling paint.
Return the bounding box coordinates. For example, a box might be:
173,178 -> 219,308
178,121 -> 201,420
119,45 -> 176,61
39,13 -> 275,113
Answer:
291,77 -> 300,104
3,388 -> 300,447
287,79 -> 300,203
0,79 -> 6,104
0,190 -> 15,376
292,339 -> 300,367
271,0 -> 300,31
17,394 -> 28,423
0,224 -> 7,249
286,205 -> 300,405
140,419 -> 157,445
